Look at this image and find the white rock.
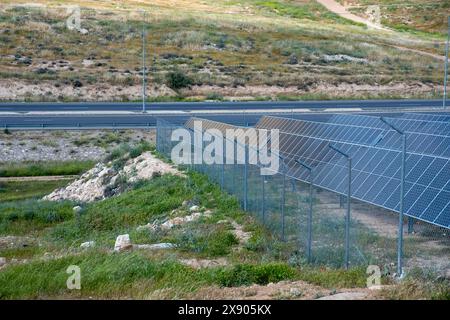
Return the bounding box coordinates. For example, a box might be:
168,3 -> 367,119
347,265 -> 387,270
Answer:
80,241 -> 95,249
160,220 -> 174,230
0,257 -> 6,267
290,288 -> 302,297
114,234 -> 132,252
189,205 -> 199,212
136,223 -> 157,232
73,206 -> 82,213
134,243 -> 176,250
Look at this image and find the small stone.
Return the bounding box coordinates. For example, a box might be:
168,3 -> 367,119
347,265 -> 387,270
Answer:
189,205 -> 199,212
134,243 -> 176,250
80,241 -> 95,249
290,288 -> 302,297
0,257 -> 6,267
136,223 -> 156,232
160,221 -> 174,230
217,220 -> 228,224
114,234 -> 132,252
73,206 -> 82,213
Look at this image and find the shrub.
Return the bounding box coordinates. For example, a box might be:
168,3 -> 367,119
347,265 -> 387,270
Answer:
166,70 -> 193,90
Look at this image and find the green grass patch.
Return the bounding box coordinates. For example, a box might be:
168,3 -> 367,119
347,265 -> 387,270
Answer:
0,180 -> 70,203
0,200 -> 74,235
0,160 -> 95,177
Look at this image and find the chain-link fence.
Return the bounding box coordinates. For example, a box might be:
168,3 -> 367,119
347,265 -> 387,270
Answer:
157,118 -> 450,276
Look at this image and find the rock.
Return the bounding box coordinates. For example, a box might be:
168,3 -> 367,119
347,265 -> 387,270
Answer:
316,291 -> 368,300
180,258 -> 228,269
134,243 -> 176,250
44,152 -> 181,203
189,205 -> 199,212
136,223 -> 157,232
0,257 -> 6,267
286,54 -> 298,65
80,241 -> 95,249
73,206 -> 82,213
217,220 -> 228,224
182,200 -> 190,207
322,54 -> 367,63
290,288 -> 302,297
160,220 -> 174,230
114,234 -> 132,252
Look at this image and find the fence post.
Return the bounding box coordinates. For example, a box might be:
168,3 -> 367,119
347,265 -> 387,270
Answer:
281,162 -> 286,242
243,144 -> 248,211
221,136 -> 225,190
407,217 -> 414,234
344,157 -> 352,269
307,170 -> 314,263
261,174 -> 266,225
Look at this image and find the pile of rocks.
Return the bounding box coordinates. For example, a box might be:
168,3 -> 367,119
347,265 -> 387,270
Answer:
44,151 -> 180,202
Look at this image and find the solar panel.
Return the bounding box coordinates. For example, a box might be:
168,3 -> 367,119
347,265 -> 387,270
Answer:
255,116 -> 450,229
257,116 -> 450,159
402,113 -> 450,123
328,114 -> 450,136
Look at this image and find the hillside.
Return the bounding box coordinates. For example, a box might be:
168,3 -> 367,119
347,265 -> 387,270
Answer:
1,146 -> 448,299
0,0 -> 446,102
336,0 -> 449,36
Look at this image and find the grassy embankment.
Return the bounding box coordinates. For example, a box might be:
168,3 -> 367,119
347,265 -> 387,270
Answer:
0,145 -> 448,299
0,0 -> 445,102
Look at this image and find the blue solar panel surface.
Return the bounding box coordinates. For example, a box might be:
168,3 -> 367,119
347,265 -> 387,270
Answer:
402,113 -> 450,123
255,116 -> 450,229
328,114 -> 450,136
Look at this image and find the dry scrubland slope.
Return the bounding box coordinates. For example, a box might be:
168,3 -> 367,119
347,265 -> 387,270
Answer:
337,0 -> 449,36
0,0 -> 446,101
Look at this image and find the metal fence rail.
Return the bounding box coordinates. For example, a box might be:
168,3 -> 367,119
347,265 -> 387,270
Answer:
156,118 -> 450,274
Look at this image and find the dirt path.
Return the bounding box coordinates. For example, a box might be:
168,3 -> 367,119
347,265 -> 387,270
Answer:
0,175 -> 78,182
316,0 -> 386,30
188,280 -> 377,300
317,0 -> 447,61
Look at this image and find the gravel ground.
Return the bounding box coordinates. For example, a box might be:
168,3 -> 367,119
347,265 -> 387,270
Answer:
0,129 -> 155,163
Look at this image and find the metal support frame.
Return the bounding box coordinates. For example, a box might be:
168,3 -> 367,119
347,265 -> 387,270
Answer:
295,159 -> 314,263
444,16 -> 450,109
380,117 -> 406,277
276,156 -> 287,242
261,174 -> 266,224
221,137 -> 225,190
328,144 -> 352,269
243,144 -> 248,211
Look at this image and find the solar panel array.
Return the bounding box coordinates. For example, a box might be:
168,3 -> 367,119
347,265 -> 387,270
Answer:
402,113 -> 450,123
255,116 -> 450,229
328,114 -> 450,136
257,116 -> 450,159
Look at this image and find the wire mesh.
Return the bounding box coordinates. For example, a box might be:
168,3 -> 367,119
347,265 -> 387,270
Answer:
156,117 -> 450,276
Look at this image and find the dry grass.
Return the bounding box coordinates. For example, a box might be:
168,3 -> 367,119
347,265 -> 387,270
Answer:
0,0 -> 445,101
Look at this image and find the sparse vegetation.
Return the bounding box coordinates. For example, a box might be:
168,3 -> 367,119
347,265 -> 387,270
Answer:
0,0 -> 444,102
0,160 -> 95,177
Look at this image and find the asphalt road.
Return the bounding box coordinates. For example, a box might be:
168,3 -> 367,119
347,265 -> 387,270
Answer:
0,113 -> 329,129
1,99 -> 449,129
0,99 -> 448,112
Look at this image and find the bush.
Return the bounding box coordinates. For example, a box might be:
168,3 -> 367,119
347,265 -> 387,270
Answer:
166,70 -> 193,90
